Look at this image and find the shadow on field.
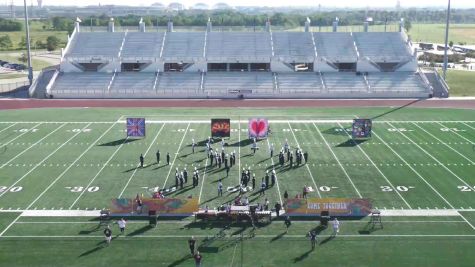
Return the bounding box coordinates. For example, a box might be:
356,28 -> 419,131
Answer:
371,99 -> 422,120
293,249 -> 313,263
336,139 -> 367,147
168,255 -> 192,267
127,225 -> 153,236
99,138 -> 139,146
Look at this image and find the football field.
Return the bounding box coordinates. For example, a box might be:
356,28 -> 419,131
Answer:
0,106 -> 474,267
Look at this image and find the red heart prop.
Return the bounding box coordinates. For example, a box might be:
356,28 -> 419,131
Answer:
251,120 -> 266,136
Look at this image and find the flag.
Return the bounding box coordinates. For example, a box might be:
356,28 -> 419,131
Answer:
127,118 -> 146,137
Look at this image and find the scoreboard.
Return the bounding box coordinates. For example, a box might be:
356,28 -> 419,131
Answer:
352,119 -> 372,139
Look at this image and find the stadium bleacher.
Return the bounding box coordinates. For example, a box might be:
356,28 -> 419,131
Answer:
121,32 -> 165,59
44,22 -> 432,99
314,33 -> 358,62
67,32 -> 125,58
206,32 -> 272,61
353,32 -> 412,62
204,72 -> 274,94
273,32 -> 315,62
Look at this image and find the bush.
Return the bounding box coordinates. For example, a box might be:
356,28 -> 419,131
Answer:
0,18 -> 22,31
0,35 -> 12,50
46,35 -> 60,51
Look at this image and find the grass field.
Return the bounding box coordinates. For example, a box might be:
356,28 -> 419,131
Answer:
0,106 -> 474,267
442,70 -> 475,96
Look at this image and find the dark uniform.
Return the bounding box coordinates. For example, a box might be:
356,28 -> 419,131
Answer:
285,217 -> 291,233
166,152 -> 170,165
156,150 -> 160,164
139,154 -> 144,168
304,151 -> 308,163
188,238 -> 196,255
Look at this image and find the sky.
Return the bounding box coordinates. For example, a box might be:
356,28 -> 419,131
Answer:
15,0 -> 474,8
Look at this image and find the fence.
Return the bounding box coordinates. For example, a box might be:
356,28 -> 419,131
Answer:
0,81 -> 29,93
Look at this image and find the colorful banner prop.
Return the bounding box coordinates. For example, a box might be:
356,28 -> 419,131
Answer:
110,198 -> 199,216
211,119 -> 231,138
126,118 -> 146,137
248,118 -> 269,138
352,119 -> 372,139
285,198 -> 372,217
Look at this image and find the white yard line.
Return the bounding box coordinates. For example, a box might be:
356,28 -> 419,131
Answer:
2,234 -> 475,238
0,123 -> 90,199
197,156 -> 210,204
266,138 -> 284,205
0,123 -> 67,168
26,122 -> 120,211
238,118 -> 241,185
313,123 -> 362,198
0,123 -> 18,134
287,122 -> 321,198
0,216 -> 21,237
161,123 -> 190,189
414,123 -> 475,165
371,130 -> 475,230
386,122 -> 473,190
0,123 -> 42,150
336,122 -> 412,209
229,243 -> 238,267
438,122 -> 475,145
462,122 -> 475,131
13,220 -> 467,224
118,123 -> 166,198
2,120 -> 475,125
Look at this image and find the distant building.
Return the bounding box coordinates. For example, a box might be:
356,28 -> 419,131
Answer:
192,3 -> 209,10
213,3 -> 233,10
168,2 -> 184,11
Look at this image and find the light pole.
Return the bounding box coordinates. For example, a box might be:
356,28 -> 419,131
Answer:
443,0 -> 451,80
23,0 -> 33,85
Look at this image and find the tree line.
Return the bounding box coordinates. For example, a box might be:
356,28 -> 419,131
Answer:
45,8 -> 475,32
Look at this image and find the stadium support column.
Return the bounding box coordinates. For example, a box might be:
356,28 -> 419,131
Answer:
139,18 -> 146,32
443,0 -> 451,81
206,18 -> 212,32
265,18 -> 271,32
167,19 -> 174,32
399,18 -> 404,32
364,22 -> 369,32
332,18 -> 339,32
23,0 -> 33,85
108,18 -> 114,32
304,17 -> 311,32
75,17 -> 81,32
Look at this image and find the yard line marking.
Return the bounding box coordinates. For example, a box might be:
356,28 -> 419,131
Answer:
197,153 -> 210,204
287,122 -> 321,198
3,234 -> 475,239
230,243 -> 238,267
386,122 -> 473,190
458,211 -> 475,231
0,123 -> 67,168
337,122 -> 412,209
0,216 -> 21,237
3,120 -> 475,124
117,124 -> 165,198
26,122 -> 119,211
13,220 -> 467,224
0,123 -> 89,199
0,123 -> 93,237
462,122 -> 475,131
0,123 -> 42,150
0,123 -> 18,134
437,122 -> 475,145
266,137 -> 284,205
414,123 -> 474,165
161,123 -> 190,189
313,123 -> 362,198
373,130 -> 458,210
238,118 -> 241,185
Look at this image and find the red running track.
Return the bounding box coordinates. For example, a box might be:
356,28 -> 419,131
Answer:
0,98 -> 474,110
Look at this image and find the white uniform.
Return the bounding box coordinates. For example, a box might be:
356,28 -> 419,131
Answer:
332,219 -> 340,235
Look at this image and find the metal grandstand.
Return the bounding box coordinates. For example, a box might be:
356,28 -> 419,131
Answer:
32,18 -> 438,99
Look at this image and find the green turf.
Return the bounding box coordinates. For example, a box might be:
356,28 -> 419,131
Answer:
441,70 -> 475,97
0,106 -> 474,266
